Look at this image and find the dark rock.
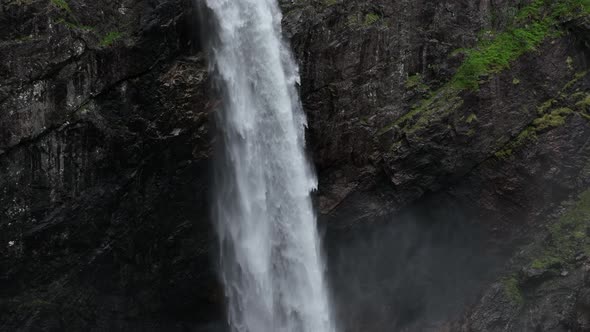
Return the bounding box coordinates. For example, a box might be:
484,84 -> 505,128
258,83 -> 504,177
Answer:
1,0 -> 590,331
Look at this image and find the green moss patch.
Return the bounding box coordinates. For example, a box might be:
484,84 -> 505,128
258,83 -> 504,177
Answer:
528,190 -> 590,270
51,0 -> 71,13
502,275 -> 524,304
466,113 -> 478,124
494,107 -> 573,158
451,0 -> 588,90
55,18 -> 94,31
347,12 -> 382,28
494,70 -> 588,159
405,73 -> 430,91
379,0 -> 589,137
364,13 -> 380,26
576,94 -> 590,111
100,31 -> 123,47
378,85 -> 463,136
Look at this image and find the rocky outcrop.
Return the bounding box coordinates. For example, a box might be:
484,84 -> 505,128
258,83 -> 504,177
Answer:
1,0 -> 589,331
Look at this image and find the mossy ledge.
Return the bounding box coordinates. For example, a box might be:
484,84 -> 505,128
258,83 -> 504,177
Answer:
452,0 -> 589,91
494,71 -> 588,159
500,189 -> 590,305
379,0 -> 589,137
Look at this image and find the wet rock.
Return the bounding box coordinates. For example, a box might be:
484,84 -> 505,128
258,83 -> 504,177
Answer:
1,0 -> 590,331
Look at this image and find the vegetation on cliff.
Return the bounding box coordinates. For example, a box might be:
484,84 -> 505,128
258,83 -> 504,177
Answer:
501,189 -> 590,306
453,0 -> 589,90
380,0 -> 589,137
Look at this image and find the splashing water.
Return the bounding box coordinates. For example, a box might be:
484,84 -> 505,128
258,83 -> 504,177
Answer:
204,0 -> 335,331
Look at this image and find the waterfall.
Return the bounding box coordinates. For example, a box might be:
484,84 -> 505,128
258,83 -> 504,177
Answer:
204,0 -> 335,332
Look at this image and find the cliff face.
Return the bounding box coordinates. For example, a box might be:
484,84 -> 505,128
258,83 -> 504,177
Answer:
0,0 -> 219,330
1,0 -> 589,331
283,1 -> 590,329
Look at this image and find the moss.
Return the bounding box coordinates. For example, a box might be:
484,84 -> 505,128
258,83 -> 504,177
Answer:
575,94 -> 590,111
379,0 -> 589,136
15,34 -> 34,42
55,18 -> 94,31
529,190 -> 590,271
517,0 -> 590,22
562,71 -> 588,92
51,0 -> 71,12
530,256 -> 563,269
566,56 -> 574,70
364,13 -> 380,26
502,275 -> 524,304
532,107 -> 573,131
347,12 -> 382,28
466,113 -> 478,124
494,69 -> 586,160
495,148 -> 513,159
379,85 -> 463,136
100,31 -> 122,47
450,0 -> 588,91
346,15 -> 360,27
537,99 -> 556,115
451,23 -> 552,90
405,73 -> 429,91
495,107 -> 573,159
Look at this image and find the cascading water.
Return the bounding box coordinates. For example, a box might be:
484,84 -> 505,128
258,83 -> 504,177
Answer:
204,0 -> 335,332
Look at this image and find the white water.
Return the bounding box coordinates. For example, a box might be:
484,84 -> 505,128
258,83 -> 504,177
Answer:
204,1 -> 335,332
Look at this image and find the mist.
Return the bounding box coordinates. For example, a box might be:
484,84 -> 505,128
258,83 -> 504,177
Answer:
325,194 -> 512,331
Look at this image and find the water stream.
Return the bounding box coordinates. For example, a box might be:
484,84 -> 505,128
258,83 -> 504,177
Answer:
205,1 -> 335,331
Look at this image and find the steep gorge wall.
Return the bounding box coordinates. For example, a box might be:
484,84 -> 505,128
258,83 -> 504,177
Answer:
0,1 -> 219,330
0,0 -> 589,331
281,1 -> 590,330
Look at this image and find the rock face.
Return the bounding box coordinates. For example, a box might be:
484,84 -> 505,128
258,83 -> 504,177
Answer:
1,0 -> 589,331
0,0 -> 220,330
